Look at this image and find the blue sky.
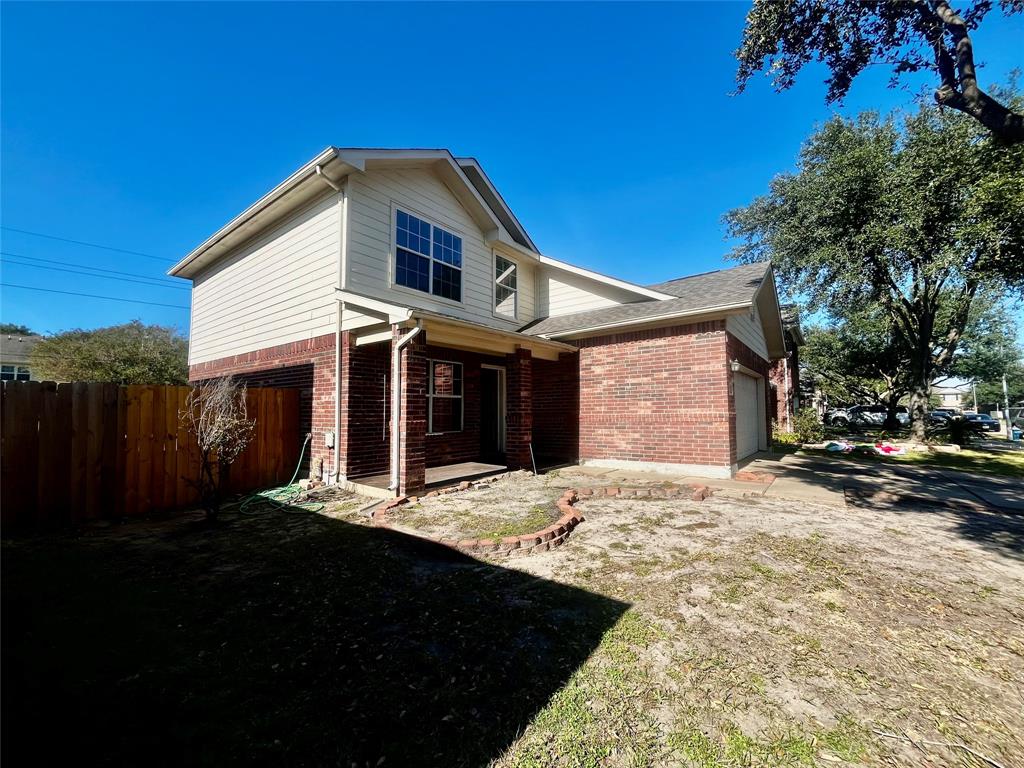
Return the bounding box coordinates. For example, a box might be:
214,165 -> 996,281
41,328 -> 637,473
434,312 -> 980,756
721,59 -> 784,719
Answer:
2,1 -> 1022,337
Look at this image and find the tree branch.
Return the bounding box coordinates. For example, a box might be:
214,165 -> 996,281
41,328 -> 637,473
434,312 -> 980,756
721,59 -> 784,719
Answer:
930,1 -> 1024,143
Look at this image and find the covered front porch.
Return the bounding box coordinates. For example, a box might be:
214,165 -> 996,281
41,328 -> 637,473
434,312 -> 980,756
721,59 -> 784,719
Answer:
335,289 -> 579,497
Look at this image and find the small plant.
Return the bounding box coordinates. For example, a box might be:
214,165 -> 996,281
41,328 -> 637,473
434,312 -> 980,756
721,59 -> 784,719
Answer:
791,407 -> 826,444
931,416 -> 974,447
181,377 -> 256,520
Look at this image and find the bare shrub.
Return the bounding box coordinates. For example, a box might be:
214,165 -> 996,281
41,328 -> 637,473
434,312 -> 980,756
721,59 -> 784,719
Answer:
181,377 -> 256,519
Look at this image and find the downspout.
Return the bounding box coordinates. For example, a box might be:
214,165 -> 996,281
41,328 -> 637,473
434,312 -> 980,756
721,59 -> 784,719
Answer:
315,163 -> 344,484
389,321 -> 424,492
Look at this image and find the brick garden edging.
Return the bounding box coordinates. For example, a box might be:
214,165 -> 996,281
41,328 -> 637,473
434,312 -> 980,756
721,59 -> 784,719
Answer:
371,479 -> 713,558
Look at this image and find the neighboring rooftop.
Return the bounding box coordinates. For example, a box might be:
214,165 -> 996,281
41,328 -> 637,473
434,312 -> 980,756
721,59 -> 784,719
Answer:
0,334 -> 41,365
521,262 -> 772,338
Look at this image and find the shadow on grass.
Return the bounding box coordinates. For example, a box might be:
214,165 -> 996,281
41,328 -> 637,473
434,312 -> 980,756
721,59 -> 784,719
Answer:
2,504 -> 628,767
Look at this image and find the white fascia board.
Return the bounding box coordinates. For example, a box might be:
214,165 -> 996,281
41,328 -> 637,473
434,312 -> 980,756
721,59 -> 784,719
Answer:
169,146 -> 339,277
412,309 -> 577,354
338,148 -> 506,238
537,301 -> 753,339
489,231 -> 542,262
753,265 -> 787,359
537,255 -> 676,301
335,288 -> 413,325
455,157 -> 539,253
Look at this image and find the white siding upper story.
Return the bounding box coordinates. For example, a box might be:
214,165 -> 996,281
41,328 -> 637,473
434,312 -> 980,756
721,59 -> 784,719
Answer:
538,269 -> 648,318
188,191 -> 340,365
343,167 -> 538,333
187,163 -> 654,363
726,302 -> 770,361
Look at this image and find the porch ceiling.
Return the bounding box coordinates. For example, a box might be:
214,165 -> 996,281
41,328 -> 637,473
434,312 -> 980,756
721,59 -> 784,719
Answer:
336,288 -> 576,361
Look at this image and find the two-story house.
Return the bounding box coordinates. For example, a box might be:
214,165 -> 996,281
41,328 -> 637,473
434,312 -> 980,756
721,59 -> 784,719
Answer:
170,148 -> 786,496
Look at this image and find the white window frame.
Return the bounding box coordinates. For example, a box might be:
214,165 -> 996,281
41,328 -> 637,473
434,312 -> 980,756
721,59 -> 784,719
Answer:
390,204 -> 464,306
0,365 -> 29,382
426,359 -> 464,435
492,251 -> 518,320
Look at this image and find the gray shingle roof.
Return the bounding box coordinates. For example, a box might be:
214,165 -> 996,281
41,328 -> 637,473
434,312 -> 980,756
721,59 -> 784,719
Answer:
520,262 -> 770,337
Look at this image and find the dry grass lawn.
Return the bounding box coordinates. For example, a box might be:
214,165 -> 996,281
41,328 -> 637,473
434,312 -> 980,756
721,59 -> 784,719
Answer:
491,467 -> 1024,767
3,470 -> 1021,767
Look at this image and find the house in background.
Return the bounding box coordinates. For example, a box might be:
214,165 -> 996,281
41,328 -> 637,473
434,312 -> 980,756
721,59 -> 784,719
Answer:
768,304 -> 805,432
170,148 -> 786,495
0,334 -> 40,382
931,380 -> 973,412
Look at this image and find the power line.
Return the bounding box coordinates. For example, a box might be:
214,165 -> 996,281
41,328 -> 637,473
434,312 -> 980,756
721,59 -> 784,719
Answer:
0,226 -> 175,263
1,256 -> 190,290
0,251 -> 182,284
1,283 -> 190,309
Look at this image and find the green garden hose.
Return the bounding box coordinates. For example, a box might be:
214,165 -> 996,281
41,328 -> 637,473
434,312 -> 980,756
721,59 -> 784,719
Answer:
236,433 -> 325,514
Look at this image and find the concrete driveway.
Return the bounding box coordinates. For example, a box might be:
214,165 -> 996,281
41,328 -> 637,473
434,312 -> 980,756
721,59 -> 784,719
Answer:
741,452 -> 1023,513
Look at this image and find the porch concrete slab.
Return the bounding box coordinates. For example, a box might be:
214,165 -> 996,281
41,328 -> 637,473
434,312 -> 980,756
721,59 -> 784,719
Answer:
425,462 -> 506,486
347,461 -> 508,498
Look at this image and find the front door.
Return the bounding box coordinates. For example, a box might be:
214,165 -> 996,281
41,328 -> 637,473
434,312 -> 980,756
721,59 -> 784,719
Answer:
479,366 -> 506,464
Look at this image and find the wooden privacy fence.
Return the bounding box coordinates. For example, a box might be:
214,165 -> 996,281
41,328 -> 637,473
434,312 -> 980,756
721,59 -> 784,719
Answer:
1,381 -> 301,528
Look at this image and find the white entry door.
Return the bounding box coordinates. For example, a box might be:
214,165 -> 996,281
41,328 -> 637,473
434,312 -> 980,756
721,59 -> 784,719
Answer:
734,373 -> 760,460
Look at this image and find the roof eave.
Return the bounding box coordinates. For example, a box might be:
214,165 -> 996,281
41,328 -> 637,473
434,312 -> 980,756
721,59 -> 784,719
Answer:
169,146 -> 340,278
535,301 -> 754,340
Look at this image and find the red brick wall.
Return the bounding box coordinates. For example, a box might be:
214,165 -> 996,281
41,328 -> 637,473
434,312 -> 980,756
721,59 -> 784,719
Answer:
726,331 -> 773,461
341,339 -> 510,480
768,346 -> 799,432
576,322 -> 733,469
533,353 -> 579,466
421,344 -> 505,469
505,348 -> 533,470
188,334 -> 336,477
342,337 -> 391,479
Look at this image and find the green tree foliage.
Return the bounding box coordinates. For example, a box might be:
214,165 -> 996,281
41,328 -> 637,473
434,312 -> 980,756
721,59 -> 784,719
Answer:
734,0 -> 1024,143
0,323 -> 35,336
725,100 -> 1024,440
30,321 -> 188,384
975,356 -> 1024,406
802,310 -> 911,428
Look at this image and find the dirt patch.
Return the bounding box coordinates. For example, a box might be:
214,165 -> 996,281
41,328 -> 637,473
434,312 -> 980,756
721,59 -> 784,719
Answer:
492,484 -> 1024,767
386,472 -> 564,540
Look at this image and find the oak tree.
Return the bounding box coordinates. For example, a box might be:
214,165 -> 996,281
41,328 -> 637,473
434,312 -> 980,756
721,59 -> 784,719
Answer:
735,0 -> 1024,143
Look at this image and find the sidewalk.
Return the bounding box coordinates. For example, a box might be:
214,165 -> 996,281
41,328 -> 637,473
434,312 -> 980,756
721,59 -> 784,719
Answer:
742,452 -> 1023,512
566,453 -> 1021,513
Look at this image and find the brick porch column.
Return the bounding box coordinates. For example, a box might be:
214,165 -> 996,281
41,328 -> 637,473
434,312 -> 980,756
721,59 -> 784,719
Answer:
505,347 -> 533,470
337,330 -> 354,479
396,328 -> 427,496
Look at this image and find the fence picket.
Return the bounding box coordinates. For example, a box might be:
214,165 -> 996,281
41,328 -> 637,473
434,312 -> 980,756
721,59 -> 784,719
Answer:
0,381 -> 301,528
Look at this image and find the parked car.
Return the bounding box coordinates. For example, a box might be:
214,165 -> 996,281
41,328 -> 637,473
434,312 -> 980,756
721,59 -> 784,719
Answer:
928,410 -> 953,425
963,413 -> 1001,433
825,404 -> 909,428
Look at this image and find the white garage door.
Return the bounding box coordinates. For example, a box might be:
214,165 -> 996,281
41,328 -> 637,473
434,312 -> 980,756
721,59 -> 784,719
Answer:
734,373 -> 760,460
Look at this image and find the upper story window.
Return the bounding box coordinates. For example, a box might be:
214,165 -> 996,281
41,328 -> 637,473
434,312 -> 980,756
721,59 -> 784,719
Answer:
394,209 -> 462,302
494,254 -> 517,318
0,365 -> 30,381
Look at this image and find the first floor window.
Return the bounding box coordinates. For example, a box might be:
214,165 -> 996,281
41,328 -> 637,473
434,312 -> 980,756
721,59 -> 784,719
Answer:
494,254 -> 517,317
427,360 -> 463,433
394,209 -> 462,302
0,365 -> 30,381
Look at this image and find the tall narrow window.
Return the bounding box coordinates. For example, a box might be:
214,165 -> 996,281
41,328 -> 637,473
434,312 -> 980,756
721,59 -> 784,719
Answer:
494,254 -> 517,318
427,360 -> 463,434
394,209 -> 462,302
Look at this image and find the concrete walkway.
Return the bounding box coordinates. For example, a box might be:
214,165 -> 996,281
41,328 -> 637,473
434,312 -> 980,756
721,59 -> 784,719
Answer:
566,453 -> 1022,513
742,452 -> 1023,512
